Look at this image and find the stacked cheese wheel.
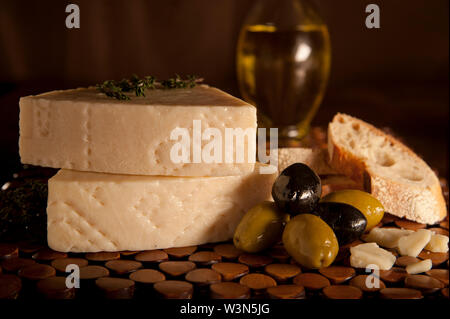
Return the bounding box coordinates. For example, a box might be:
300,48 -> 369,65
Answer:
19,85 -> 276,252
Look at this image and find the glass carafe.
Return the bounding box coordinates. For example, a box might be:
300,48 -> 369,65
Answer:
237,0 -> 331,140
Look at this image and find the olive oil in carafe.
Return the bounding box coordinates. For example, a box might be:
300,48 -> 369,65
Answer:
237,24 -> 331,139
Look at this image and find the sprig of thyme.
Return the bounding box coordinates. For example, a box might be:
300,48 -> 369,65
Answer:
96,74 -> 202,100
161,74 -> 199,89
96,80 -> 131,100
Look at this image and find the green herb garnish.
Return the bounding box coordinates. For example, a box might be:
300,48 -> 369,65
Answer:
96,74 -> 202,100
161,74 -> 199,89
96,80 -> 130,100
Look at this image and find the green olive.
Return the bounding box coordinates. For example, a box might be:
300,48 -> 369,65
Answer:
321,189 -> 385,230
233,201 -> 289,253
282,214 -> 339,269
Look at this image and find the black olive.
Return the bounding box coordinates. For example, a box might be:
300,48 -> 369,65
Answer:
314,202 -> 367,245
272,163 -> 321,216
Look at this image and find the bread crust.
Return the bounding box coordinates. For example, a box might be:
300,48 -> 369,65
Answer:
328,113 -> 447,224
328,125 -> 368,187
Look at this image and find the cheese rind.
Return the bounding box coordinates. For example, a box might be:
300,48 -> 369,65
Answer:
47,164 -> 276,252
350,242 -> 396,270
19,86 -> 256,176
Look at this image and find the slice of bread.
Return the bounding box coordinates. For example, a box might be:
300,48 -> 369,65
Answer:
328,113 -> 447,224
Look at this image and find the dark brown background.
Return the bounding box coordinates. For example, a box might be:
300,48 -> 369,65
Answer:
0,0 -> 448,182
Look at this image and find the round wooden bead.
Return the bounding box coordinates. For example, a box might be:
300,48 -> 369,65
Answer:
105,260 -> 142,275
18,264 -> 56,281
379,267 -> 407,284
380,288 -> 422,299
18,241 -> 44,254
163,246 -> 197,259
135,250 -> 168,263
238,254 -> 273,268
119,251 -> 140,256
51,258 -> 88,273
239,273 -> 277,290
79,265 -> 109,280
394,220 -> 426,231
319,266 -> 355,284
211,262 -> 249,281
404,275 -> 445,294
153,280 -> 193,299
425,269 -> 449,285
293,273 -> 330,290
32,248 -> 67,261
188,251 -> 222,266
129,269 -> 165,284
159,261 -> 196,277
37,276 -> 76,299
213,244 -> 243,260
418,250 -> 448,267
266,285 -> 305,299
210,282 -> 250,299
264,263 -> 301,282
323,285 -> 362,299
349,275 -> 386,292
85,252 -> 120,262
185,268 -> 221,286
95,277 -> 135,299
395,256 -> 421,267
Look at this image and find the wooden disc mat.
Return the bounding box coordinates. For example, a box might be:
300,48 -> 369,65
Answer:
0,211 -> 448,299
1,127 -> 448,299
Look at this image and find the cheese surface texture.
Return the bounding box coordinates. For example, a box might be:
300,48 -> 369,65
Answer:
397,229 -> 432,257
361,227 -> 413,249
19,85 -> 256,176
406,259 -> 432,275
425,233 -> 449,253
47,164 -> 276,252
350,242 -> 396,270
